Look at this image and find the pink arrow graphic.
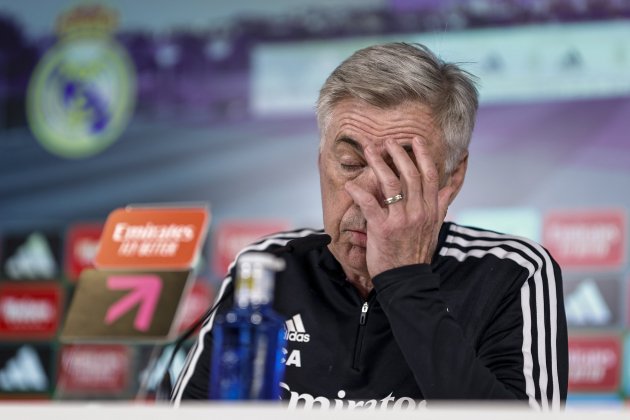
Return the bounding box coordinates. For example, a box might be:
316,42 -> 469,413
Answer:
105,275 -> 162,332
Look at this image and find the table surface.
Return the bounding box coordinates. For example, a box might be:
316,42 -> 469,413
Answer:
0,402 -> 628,420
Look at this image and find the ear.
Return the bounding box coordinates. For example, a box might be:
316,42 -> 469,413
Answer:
442,153 -> 468,206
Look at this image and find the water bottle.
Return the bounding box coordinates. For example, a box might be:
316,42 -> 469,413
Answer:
209,252 -> 287,400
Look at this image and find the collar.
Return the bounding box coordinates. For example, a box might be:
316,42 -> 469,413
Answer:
317,241 -> 347,285
433,221 -> 451,264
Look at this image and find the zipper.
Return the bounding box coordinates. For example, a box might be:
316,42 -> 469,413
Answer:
359,302 -> 369,325
352,298 -> 373,370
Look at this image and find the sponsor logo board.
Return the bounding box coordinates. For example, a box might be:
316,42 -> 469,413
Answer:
61,269 -> 190,341
57,344 -> 130,395
1,232 -> 61,280
213,220 -> 290,275
64,223 -> 103,281
563,275 -> 621,328
0,344 -> 53,395
95,207 -> 209,270
543,210 -> 625,269
568,335 -> 621,392
0,283 -> 63,339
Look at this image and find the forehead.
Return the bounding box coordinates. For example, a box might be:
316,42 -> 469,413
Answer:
324,99 -> 441,149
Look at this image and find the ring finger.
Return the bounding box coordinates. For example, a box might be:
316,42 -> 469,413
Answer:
384,138 -> 424,208
364,142 -> 404,208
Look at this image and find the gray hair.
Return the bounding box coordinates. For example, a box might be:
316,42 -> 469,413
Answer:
316,42 -> 479,175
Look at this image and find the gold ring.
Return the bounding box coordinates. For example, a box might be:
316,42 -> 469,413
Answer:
384,193 -> 404,205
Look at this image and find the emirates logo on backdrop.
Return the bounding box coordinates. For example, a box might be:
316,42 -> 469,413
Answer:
57,345 -> 130,395
568,336 -> 621,392
213,220 -> 290,275
0,284 -> 62,338
543,210 -> 625,269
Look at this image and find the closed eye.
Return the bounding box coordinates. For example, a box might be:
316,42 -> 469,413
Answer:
335,136 -> 366,173
340,161 -> 364,171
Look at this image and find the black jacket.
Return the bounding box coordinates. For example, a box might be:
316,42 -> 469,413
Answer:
171,222 -> 568,410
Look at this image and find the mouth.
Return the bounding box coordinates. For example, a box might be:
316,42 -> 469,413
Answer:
345,229 -> 367,247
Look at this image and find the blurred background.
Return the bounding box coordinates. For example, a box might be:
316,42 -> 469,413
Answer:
0,0 -> 628,406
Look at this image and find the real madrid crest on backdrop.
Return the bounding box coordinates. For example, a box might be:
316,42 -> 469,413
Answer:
26,5 -> 136,159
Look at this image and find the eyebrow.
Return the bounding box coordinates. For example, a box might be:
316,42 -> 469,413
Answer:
334,136 -> 363,154
334,136 -> 414,155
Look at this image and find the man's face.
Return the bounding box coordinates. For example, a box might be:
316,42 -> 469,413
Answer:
318,98 -> 446,279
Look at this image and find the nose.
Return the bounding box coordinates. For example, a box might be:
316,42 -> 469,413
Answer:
355,166 -> 385,204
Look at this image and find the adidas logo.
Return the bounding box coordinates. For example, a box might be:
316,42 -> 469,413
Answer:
565,279 -> 612,326
4,232 -> 57,279
0,346 -> 49,391
284,314 -> 310,343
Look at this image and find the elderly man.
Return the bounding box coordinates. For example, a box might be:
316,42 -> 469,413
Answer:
171,42 -> 568,409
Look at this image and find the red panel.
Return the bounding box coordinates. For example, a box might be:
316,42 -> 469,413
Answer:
64,223 -> 103,281
543,210 -> 625,269
213,220 -> 290,276
568,335 -> 621,392
0,283 -> 63,339
57,344 -> 130,394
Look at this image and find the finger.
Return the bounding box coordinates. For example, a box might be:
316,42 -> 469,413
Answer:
364,144 -> 402,204
384,139 -> 422,205
411,137 -> 440,204
344,181 -> 386,224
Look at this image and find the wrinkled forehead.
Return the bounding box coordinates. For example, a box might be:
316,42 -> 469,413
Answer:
322,99 -> 442,150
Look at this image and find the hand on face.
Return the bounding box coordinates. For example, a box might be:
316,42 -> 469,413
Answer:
319,99 -> 466,283
344,137 -> 454,278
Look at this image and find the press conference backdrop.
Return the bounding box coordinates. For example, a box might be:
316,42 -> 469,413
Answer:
0,0 -> 629,406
